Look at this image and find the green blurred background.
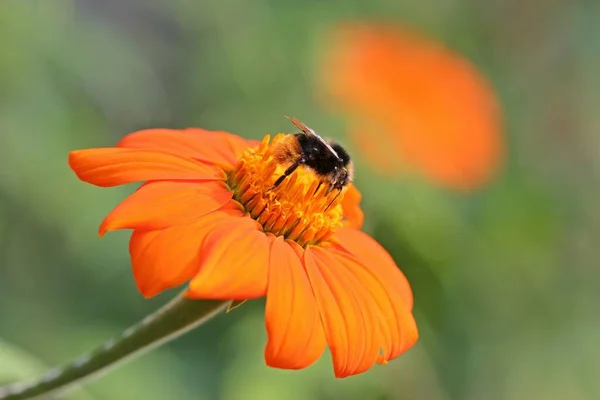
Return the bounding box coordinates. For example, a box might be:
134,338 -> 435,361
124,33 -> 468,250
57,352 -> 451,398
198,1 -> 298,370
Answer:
1,0 -> 599,399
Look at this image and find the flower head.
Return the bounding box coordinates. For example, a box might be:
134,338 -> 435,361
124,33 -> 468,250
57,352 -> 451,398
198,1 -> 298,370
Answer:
69,124 -> 417,377
320,22 -> 503,190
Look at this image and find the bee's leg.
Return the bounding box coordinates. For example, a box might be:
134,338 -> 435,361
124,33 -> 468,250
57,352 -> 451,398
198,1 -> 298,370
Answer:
271,158 -> 304,189
315,181 -> 322,194
325,175 -> 338,195
324,188 -> 343,211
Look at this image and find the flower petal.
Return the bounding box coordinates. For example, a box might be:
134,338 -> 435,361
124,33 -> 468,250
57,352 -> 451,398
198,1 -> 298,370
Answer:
186,217 -> 273,300
341,184 -> 364,229
264,237 -> 327,370
332,228 -> 413,310
117,128 -> 258,169
99,180 -> 235,235
323,245 -> 418,365
188,129 -> 260,165
69,148 -> 224,187
305,246 -> 382,377
321,23 -> 502,189
129,210 -> 240,298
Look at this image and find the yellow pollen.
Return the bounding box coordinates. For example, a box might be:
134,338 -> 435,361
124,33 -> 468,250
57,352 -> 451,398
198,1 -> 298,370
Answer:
226,134 -> 346,247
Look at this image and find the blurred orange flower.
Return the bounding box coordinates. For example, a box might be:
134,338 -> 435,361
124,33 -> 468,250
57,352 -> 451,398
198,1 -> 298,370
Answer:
69,126 -> 417,377
320,23 -> 503,190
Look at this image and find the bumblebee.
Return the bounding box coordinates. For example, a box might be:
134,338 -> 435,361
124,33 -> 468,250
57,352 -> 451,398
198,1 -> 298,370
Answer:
271,116 -> 354,194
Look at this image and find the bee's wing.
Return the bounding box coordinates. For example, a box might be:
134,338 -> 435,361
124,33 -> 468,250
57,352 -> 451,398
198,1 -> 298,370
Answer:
285,116 -> 341,159
285,116 -> 317,135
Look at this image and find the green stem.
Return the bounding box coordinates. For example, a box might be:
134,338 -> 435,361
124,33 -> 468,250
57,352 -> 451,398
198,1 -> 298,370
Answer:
0,294 -> 229,400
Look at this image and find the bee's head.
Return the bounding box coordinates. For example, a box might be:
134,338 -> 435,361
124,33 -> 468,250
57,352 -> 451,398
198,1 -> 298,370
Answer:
330,162 -> 353,191
328,142 -> 353,189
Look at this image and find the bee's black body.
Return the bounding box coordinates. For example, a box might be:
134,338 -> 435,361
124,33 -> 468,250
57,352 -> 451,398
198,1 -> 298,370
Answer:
272,117 -> 354,194
294,132 -> 351,182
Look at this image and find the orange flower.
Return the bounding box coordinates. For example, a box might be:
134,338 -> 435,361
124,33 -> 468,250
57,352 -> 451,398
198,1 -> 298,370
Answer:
320,23 -> 503,190
68,125 -> 417,377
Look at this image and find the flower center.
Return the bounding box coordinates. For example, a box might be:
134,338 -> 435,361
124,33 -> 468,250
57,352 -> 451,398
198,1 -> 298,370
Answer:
226,134 -> 346,247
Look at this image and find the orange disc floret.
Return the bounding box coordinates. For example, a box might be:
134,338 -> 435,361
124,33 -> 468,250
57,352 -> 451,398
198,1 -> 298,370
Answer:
227,134 -> 347,247
320,22 -> 503,190
68,124 -> 418,378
